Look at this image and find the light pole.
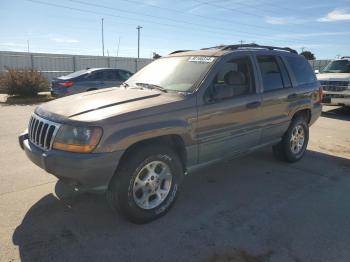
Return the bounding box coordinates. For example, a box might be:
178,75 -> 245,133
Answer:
116,37 -> 121,57
102,18 -> 105,56
136,25 -> 143,58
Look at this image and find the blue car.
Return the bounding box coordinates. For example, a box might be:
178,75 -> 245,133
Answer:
51,68 -> 133,97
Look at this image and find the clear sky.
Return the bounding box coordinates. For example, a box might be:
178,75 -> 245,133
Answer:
1,0 -> 350,59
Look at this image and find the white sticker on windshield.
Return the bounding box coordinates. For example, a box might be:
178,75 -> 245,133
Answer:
188,56 -> 215,63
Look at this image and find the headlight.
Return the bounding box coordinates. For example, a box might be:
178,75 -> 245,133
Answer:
52,125 -> 103,153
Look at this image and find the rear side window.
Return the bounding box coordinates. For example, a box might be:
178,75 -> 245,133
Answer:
257,56 -> 284,92
284,56 -> 316,86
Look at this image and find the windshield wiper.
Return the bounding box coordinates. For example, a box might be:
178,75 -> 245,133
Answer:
135,82 -> 168,93
121,82 -> 129,88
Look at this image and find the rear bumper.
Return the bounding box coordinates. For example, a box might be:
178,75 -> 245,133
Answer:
19,133 -> 123,192
309,103 -> 322,126
51,88 -> 70,97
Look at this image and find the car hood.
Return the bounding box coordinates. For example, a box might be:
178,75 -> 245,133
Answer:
35,87 -> 184,123
317,73 -> 350,81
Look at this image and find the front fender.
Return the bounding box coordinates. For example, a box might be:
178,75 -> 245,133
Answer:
98,120 -> 194,152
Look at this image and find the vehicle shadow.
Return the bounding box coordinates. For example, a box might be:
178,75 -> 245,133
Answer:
321,106 -> 350,121
12,149 -> 350,262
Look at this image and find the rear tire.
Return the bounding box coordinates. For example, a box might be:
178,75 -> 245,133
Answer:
273,115 -> 309,163
107,144 -> 183,224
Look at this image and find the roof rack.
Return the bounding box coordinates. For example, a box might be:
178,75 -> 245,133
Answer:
202,43 -> 298,54
169,50 -> 192,55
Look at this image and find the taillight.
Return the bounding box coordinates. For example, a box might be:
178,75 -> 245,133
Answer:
59,81 -> 74,88
318,86 -> 323,103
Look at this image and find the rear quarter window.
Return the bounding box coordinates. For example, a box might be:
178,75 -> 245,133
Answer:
284,56 -> 316,86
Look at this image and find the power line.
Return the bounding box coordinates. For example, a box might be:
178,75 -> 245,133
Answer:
24,0 -> 255,39
66,0 -> 303,37
203,0 -> 301,16
26,0 -> 292,43
24,0 -> 324,47
191,0 -> 305,34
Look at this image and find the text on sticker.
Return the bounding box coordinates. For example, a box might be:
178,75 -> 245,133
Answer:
188,57 -> 215,63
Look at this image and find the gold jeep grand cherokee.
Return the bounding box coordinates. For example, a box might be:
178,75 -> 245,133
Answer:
19,44 -> 322,223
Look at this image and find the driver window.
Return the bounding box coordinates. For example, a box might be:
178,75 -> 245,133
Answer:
210,57 -> 255,101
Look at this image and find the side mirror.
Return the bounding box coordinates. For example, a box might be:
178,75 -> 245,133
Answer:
314,69 -> 319,74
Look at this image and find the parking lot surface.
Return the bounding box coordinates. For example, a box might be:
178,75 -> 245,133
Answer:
0,104 -> 349,262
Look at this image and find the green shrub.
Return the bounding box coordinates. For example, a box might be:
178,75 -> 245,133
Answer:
0,73 -> 6,94
2,68 -> 49,97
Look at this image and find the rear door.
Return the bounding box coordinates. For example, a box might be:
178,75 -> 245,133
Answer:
253,54 -> 294,144
195,54 -> 263,163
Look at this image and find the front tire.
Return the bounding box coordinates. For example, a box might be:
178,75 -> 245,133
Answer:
273,115 -> 309,163
107,144 -> 183,224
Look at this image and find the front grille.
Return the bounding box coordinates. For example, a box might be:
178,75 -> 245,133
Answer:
320,80 -> 349,92
28,114 -> 61,150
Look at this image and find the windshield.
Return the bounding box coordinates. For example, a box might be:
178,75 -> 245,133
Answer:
125,56 -> 216,92
322,60 -> 350,73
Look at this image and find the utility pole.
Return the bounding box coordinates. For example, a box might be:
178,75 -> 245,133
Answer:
301,47 -> 305,53
239,40 -> 245,47
136,25 -> 143,58
101,18 -> 105,56
116,37 -> 121,57
27,40 -> 30,53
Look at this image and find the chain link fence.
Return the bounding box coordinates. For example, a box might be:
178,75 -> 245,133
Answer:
308,60 -> 331,71
0,51 -> 332,94
0,51 -> 153,93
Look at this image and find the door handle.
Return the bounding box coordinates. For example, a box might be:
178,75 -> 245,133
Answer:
287,93 -> 297,100
246,101 -> 261,109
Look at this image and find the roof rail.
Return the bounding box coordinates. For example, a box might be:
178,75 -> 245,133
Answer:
169,50 -> 192,55
341,56 -> 350,59
202,43 -> 298,54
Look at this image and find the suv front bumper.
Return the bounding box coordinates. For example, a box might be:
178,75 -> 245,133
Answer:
322,90 -> 350,106
19,132 -> 122,192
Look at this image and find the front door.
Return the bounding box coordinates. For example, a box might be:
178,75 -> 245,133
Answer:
195,55 -> 263,163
